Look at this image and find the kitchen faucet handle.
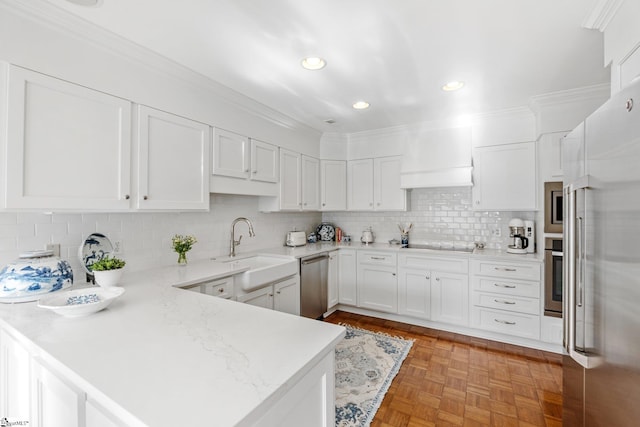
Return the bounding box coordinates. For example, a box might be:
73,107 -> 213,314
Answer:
235,235 -> 243,246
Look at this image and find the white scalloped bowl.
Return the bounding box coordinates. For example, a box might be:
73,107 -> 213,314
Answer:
38,287 -> 125,317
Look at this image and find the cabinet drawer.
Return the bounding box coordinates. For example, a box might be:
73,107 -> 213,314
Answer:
472,292 -> 540,315
197,277 -> 235,299
471,259 -> 541,281
358,251 -> 397,266
471,307 -> 540,340
399,253 -> 468,273
471,277 -> 540,298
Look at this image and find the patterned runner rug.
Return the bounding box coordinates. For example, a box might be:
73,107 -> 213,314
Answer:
335,325 -> 414,427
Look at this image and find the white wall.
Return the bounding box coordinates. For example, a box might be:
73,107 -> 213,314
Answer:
0,195 -> 321,278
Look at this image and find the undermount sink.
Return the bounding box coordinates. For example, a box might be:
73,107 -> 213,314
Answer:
223,255 -> 298,291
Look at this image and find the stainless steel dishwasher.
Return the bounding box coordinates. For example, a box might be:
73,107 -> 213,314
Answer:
299,253 -> 329,319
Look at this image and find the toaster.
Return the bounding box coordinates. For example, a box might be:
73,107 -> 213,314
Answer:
285,231 -> 307,247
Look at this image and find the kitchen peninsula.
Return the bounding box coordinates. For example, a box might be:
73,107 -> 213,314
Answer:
0,261 -> 345,427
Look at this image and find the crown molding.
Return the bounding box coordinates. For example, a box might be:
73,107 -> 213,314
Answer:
528,83 -> 610,113
0,0 -> 318,134
582,0 -> 625,31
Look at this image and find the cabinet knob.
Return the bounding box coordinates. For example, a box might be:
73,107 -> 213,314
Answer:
218,288 -> 224,293
435,277 -> 440,281
268,293 -> 274,297
143,195 -> 148,200
369,203 -> 373,206
252,170 -> 257,174
245,169 -> 249,173
377,202 -> 381,206
392,273 -> 396,276
276,291 -> 281,294
124,194 -> 130,200
426,275 -> 430,280
322,203 -> 326,206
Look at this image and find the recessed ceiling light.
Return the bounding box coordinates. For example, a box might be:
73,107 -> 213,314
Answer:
442,81 -> 465,91
352,101 -> 370,110
301,57 -> 326,70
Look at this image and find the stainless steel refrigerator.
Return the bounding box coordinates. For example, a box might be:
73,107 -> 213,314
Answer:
562,77 -> 640,426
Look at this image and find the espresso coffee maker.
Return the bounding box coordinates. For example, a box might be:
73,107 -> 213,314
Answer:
507,218 -> 529,254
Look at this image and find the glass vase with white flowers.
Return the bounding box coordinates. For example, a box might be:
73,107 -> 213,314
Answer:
172,234 -> 197,265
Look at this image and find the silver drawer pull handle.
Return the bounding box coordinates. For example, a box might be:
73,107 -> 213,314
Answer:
494,299 -> 516,305
494,319 -> 516,325
493,283 -> 516,289
494,267 -> 516,272
371,256 -> 385,260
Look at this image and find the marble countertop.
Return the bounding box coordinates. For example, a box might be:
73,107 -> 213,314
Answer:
0,260 -> 346,426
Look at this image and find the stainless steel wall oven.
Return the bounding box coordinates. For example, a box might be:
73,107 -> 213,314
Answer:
544,237 -> 563,317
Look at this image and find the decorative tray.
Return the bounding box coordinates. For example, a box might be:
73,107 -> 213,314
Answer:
38,287 -> 125,317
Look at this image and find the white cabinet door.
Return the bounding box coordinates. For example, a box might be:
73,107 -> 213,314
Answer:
320,160 -> 347,211
0,330 -> 30,419
137,106 -> 210,210
357,264 -> 398,313
327,251 -> 339,309
431,272 -> 469,326
31,358 -> 83,427
338,250 -> 357,305
212,128 -> 249,179
279,148 -> 302,210
274,276 -> 300,316
237,286 -> 274,309
5,65 -> 131,210
301,155 -> 320,210
347,159 -> 374,210
472,142 -> 537,211
398,269 -> 431,319
374,156 -> 406,211
251,139 -> 278,183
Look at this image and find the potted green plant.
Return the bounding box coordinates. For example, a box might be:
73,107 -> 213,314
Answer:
90,256 -> 126,287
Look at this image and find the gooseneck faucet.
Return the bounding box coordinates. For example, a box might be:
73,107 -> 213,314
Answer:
229,217 -> 255,257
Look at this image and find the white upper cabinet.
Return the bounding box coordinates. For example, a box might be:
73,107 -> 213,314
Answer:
251,139 -> 279,183
212,129 -> 278,183
347,156 -> 406,211
279,148 -> 302,210
347,159 -> 374,210
4,65 -> 132,210
301,155 -> 320,210
320,160 -> 347,211
472,141 -> 536,211
261,149 -> 318,211
374,156 -> 406,210
212,128 -> 249,179
136,106 -> 210,210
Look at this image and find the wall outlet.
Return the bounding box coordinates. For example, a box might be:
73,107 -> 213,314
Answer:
113,241 -> 123,255
46,243 -> 60,257
491,228 -> 501,237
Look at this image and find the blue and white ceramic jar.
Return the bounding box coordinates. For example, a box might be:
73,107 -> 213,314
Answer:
0,250 -> 74,303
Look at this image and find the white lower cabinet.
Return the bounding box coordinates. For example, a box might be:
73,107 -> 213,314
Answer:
430,272 -> 470,326
327,250 -> 339,310
0,329 -> 30,419
185,276 -> 235,300
399,253 -> 469,325
31,358 -> 84,427
357,251 -> 397,313
237,275 -> 300,316
338,249 -> 357,306
470,259 -> 542,340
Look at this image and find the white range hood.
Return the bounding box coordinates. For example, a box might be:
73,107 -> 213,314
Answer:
400,126 -> 473,188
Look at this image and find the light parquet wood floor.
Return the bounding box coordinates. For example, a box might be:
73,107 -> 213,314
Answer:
325,311 -> 563,427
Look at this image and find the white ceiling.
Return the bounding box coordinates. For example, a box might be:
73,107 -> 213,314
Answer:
47,0 -> 610,134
